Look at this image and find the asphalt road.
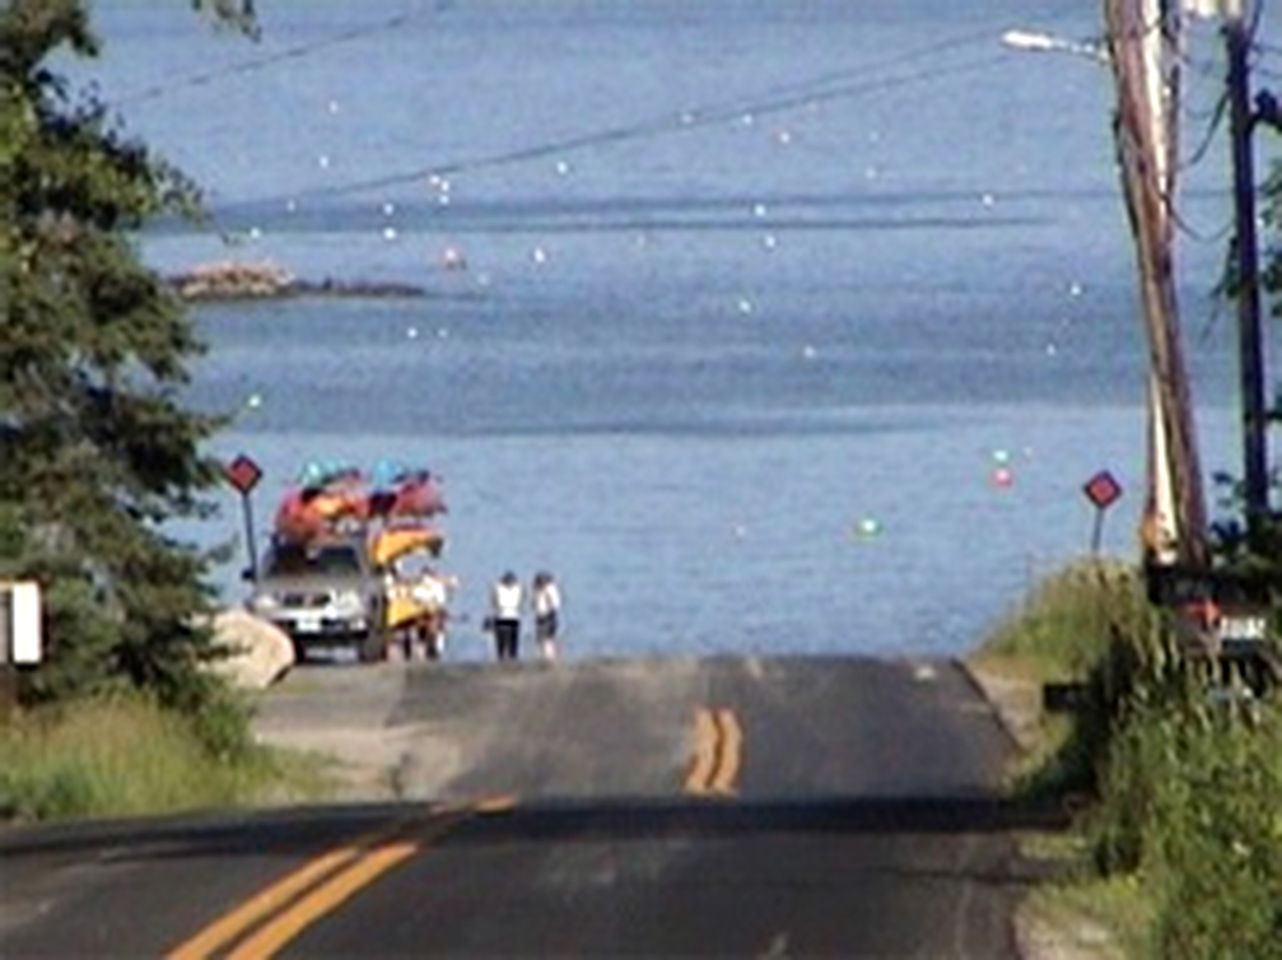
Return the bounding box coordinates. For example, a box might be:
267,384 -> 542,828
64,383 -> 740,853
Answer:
1,656 -> 1064,957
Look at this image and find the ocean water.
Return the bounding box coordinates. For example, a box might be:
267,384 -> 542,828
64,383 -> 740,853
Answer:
75,0 -> 1275,658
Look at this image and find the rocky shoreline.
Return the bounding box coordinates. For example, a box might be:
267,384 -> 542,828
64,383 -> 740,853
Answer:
168,261 -> 426,302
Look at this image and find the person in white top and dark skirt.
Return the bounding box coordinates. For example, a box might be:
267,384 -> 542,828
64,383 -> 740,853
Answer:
531,571 -> 562,661
489,571 -> 523,661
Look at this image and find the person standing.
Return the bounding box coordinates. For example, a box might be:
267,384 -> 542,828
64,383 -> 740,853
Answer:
531,571 -> 562,661
490,571 -> 523,661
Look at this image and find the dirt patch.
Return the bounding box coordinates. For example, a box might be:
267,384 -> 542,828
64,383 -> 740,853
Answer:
1015,898 -> 1123,960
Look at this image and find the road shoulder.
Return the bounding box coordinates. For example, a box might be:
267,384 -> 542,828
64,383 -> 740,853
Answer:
962,658 -> 1123,960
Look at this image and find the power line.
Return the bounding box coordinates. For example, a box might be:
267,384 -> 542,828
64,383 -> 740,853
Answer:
1180,88 -> 1231,170
116,1 -> 1073,109
248,52 -> 1011,207
121,0 -> 1082,208
115,3 -> 440,105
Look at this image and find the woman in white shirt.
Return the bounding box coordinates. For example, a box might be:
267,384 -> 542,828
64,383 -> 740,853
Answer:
490,571 -> 523,660
531,571 -> 562,661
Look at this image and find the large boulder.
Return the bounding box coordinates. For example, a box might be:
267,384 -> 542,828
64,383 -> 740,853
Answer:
209,608 -> 295,690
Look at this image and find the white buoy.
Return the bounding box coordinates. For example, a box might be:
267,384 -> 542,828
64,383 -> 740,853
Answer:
802,344 -> 817,360
247,226 -> 262,240
382,226 -> 399,241
1069,281 -> 1084,297
246,393 -> 262,410
981,193 -> 996,207
762,234 -> 778,251
317,154 -> 331,169
740,112 -> 755,127
775,129 -> 793,146
437,327 -> 450,339
327,99 -> 340,115
737,297 -> 754,315
285,199 -> 297,213
407,326 -> 419,340
532,246 -> 548,264
555,160 -> 571,176
442,245 -> 466,270
753,203 -> 768,218
382,202 -> 396,216
1045,341 -> 1058,357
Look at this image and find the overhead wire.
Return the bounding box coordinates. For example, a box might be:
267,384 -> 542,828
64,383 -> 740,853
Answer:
273,53 -> 1014,206
114,3 -> 441,105
98,0 -> 1091,205
112,0 -> 1245,230
241,3 -> 1100,208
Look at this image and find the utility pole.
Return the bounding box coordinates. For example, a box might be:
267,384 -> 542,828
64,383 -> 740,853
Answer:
1224,4 -> 1272,538
1104,0 -> 1210,568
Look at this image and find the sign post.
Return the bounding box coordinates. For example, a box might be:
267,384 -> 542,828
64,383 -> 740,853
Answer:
225,454 -> 264,583
1,581 -> 42,716
1082,470 -> 1123,554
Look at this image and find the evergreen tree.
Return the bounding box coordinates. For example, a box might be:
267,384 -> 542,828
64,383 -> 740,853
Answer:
1,0 -> 229,710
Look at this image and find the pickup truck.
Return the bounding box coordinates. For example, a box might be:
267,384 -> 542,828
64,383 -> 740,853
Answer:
247,535 -> 388,663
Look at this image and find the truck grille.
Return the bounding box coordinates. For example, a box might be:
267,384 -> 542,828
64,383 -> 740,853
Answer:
281,592 -> 330,608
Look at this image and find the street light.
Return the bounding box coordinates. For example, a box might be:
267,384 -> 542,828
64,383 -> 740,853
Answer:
999,28 -> 1108,63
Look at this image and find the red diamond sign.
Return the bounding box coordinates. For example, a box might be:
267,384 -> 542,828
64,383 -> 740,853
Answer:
1083,470 -> 1122,510
224,454 -> 263,495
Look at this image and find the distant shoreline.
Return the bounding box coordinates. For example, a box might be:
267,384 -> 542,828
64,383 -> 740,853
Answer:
168,261 -> 427,302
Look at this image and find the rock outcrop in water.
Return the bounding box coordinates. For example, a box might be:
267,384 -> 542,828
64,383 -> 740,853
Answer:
169,260 -> 426,301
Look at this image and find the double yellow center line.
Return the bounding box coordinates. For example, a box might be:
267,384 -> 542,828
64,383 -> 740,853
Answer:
168,796 -> 515,960
684,706 -> 744,796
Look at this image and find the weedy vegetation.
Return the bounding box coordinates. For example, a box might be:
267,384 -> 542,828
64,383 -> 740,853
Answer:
975,560 -> 1282,959
0,692 -> 331,822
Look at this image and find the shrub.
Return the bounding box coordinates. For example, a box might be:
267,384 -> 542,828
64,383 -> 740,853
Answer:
1094,700 -> 1282,959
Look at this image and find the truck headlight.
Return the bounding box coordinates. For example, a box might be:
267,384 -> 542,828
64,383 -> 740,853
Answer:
251,594 -> 280,613
332,589 -> 363,615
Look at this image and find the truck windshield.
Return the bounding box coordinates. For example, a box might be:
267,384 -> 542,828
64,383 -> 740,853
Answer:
265,543 -> 363,577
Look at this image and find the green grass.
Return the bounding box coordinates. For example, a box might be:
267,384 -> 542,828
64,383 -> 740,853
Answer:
0,694 -> 334,822
977,557 -> 1150,678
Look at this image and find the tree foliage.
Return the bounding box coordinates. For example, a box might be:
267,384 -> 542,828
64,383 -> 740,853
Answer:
0,0 -> 226,711
1224,153 -> 1282,581
191,0 -> 260,39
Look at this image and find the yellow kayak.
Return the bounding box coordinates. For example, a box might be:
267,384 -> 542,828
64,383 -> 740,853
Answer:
369,526 -> 445,568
